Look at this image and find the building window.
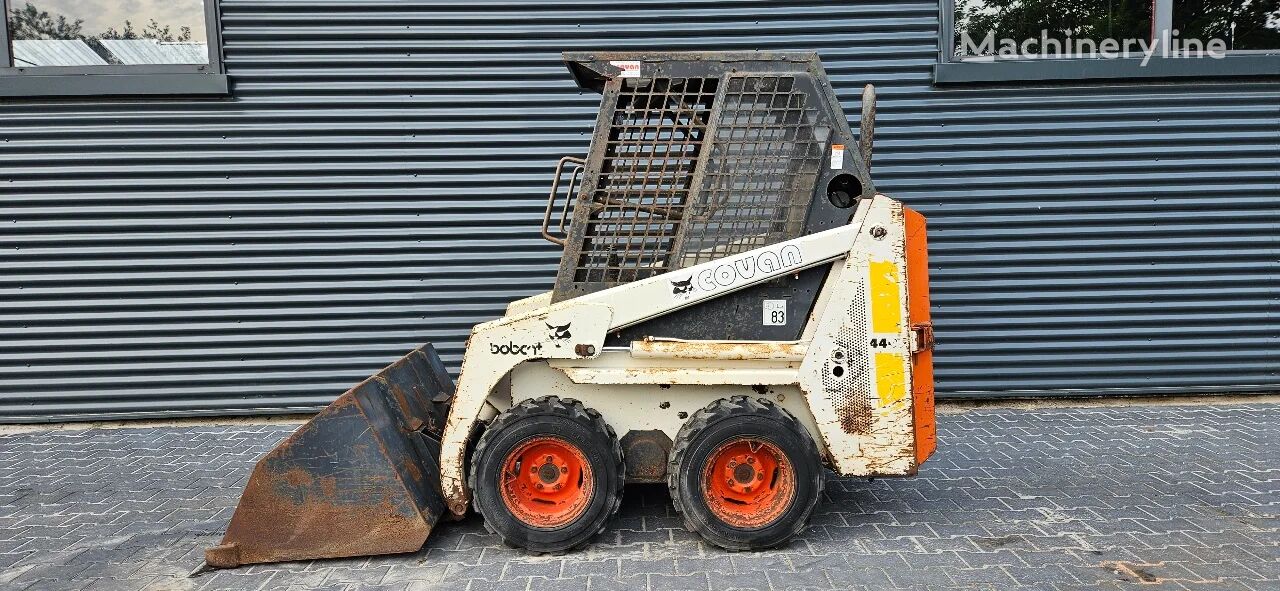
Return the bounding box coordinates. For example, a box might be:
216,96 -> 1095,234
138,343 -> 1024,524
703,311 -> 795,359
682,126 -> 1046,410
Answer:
953,0 -> 1153,60
1171,0 -> 1280,51
937,0 -> 1280,83
1,0 -> 227,97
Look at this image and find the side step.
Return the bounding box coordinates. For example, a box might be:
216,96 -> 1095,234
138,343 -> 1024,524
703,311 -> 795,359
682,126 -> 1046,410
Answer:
205,344 -> 454,568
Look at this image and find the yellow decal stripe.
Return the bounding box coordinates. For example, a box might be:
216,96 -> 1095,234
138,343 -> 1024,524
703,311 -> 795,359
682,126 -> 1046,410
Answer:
869,260 -> 902,334
875,352 -> 907,406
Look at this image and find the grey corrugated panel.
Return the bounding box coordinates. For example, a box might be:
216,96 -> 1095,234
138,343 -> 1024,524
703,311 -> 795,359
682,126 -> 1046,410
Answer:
10,40 -> 108,67
0,0 -> 1277,422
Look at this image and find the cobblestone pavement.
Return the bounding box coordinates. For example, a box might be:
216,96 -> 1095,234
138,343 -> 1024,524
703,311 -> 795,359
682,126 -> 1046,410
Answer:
0,403 -> 1276,591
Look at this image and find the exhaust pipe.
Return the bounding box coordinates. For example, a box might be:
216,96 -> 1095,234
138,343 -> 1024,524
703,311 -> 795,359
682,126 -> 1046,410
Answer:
859,84 -> 876,174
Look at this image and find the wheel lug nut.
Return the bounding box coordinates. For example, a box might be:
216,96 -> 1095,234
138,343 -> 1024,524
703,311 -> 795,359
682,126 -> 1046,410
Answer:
536,483 -> 543,490
545,455 -> 554,463
560,465 -> 568,473
746,456 -> 755,464
728,460 -> 737,468
554,483 -> 562,490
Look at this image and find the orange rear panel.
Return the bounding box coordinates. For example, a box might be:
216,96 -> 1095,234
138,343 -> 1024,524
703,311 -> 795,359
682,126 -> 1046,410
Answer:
904,207 -> 936,465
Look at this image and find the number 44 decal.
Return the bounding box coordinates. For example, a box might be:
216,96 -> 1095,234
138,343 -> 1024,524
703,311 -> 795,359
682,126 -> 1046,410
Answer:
869,338 -> 892,348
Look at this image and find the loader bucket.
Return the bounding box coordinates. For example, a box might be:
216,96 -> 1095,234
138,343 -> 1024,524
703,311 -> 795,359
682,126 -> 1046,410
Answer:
205,344 -> 454,568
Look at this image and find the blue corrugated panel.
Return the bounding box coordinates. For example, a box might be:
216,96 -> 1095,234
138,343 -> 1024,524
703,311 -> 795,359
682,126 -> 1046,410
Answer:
0,1 -> 1276,421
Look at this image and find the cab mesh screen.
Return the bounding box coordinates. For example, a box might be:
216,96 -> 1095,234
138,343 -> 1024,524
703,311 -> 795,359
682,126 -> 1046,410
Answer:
676,75 -> 822,266
571,77 -> 715,284
562,73 -> 823,294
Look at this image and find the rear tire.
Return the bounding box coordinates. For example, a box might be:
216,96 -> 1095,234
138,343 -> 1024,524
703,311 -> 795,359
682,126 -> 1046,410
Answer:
469,396 -> 624,552
668,395 -> 823,550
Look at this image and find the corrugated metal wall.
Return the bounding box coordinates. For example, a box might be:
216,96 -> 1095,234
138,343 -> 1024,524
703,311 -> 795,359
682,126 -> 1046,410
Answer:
2,1 -> 1277,422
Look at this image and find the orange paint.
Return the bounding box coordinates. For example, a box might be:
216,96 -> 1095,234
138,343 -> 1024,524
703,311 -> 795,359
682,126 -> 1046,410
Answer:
700,438 -> 796,529
904,207 -> 936,466
499,437 -> 595,528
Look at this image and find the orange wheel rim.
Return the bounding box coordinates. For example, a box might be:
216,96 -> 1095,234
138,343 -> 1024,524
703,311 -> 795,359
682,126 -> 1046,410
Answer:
701,437 -> 795,529
500,436 -> 594,528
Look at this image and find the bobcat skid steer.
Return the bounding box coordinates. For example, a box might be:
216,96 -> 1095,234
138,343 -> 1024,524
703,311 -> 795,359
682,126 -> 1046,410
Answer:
205,51 -> 935,568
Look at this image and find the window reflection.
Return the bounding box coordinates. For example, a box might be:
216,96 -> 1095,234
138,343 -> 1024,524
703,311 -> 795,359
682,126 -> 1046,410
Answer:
7,0 -> 208,67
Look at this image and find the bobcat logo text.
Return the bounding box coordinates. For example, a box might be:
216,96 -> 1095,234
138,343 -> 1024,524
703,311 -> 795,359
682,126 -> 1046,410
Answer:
489,341 -> 544,356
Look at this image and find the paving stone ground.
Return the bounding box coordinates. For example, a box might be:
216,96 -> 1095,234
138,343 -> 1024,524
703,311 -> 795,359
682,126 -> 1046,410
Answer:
0,402 -> 1276,591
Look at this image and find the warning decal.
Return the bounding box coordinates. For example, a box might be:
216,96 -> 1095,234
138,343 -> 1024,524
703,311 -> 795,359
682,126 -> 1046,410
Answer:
609,60 -> 641,78
830,144 -> 845,169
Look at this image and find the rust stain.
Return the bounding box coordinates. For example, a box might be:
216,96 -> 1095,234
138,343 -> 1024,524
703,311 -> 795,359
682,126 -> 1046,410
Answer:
389,384 -> 413,423
319,476 -> 338,499
402,458 -> 423,483
209,343 -> 454,568
328,394 -> 359,410
632,339 -> 806,360
620,430 -> 672,483
283,468 -> 313,488
214,459 -> 426,566
441,347 -> 476,517
214,486 -> 430,567
444,443 -> 469,516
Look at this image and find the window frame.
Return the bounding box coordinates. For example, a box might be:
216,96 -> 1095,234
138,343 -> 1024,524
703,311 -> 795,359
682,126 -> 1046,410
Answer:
935,0 -> 1280,84
0,0 -> 228,97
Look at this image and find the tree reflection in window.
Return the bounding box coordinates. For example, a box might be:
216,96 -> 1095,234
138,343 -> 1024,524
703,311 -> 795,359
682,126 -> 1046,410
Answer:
953,0 -> 1280,59
7,1 -> 208,67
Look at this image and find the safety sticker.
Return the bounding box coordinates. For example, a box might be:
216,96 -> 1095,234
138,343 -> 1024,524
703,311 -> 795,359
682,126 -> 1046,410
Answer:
609,60 -> 641,78
830,144 -> 845,169
763,300 -> 787,326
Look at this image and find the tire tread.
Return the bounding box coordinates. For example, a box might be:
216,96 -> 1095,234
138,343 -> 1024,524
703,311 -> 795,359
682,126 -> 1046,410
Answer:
468,396 -> 624,553
667,395 -> 824,550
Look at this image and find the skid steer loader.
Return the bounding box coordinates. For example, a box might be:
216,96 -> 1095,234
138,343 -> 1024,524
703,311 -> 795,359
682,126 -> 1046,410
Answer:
205,51 -> 935,568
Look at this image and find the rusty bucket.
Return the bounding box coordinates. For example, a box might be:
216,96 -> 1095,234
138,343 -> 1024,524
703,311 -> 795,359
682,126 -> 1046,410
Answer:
205,344 -> 454,568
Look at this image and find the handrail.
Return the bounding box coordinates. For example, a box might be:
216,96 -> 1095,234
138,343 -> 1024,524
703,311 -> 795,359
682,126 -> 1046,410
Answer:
558,163 -> 582,235
541,156 -> 586,246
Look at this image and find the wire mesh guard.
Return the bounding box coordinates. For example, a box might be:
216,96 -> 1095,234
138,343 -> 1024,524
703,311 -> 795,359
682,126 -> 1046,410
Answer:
572,77 -> 715,285
677,75 -> 823,266
564,74 -> 826,292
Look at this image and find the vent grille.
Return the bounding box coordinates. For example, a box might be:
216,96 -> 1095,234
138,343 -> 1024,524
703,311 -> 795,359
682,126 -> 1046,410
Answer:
824,282 -> 873,434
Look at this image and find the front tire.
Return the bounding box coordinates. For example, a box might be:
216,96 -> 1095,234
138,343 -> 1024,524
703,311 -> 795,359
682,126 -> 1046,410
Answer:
469,396 -> 624,552
668,396 -> 823,550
